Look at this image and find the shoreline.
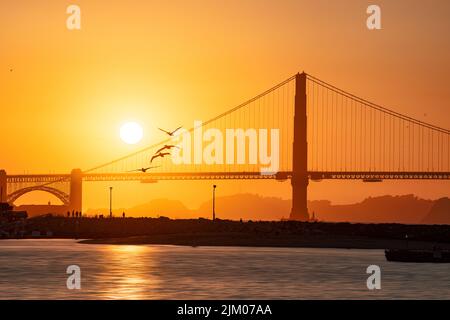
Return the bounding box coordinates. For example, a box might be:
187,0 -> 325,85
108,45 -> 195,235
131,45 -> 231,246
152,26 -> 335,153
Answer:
1,235 -> 441,250
3,217 -> 449,250
78,232 -> 450,250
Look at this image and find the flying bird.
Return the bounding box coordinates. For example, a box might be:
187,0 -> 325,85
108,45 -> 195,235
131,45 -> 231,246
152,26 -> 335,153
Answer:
158,126 -> 182,136
128,166 -> 160,173
155,144 -> 179,154
150,152 -> 171,163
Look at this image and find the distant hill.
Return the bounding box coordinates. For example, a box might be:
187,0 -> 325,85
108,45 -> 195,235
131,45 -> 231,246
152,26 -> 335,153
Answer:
85,193 -> 449,224
421,197 -> 450,225
195,193 -> 291,221
86,194 -> 290,220
310,194 -> 435,224
128,198 -> 192,218
14,204 -> 68,218
86,198 -> 194,219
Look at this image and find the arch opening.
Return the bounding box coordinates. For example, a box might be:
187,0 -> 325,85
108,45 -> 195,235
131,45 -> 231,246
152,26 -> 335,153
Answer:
7,186 -> 70,206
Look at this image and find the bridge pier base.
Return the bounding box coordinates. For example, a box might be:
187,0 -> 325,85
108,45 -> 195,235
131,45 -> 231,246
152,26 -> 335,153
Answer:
0,170 -> 6,203
69,169 -> 83,213
290,73 -> 309,221
291,176 -> 309,221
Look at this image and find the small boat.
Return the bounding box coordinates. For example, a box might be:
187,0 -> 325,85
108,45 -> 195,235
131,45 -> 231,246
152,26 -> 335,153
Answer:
385,248 -> 450,263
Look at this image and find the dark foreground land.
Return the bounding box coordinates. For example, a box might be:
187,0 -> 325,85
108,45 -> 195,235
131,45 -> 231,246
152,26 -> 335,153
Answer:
4,215 -> 450,249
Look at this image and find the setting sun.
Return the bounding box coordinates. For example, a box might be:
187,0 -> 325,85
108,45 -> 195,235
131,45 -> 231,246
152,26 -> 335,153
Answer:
120,122 -> 143,145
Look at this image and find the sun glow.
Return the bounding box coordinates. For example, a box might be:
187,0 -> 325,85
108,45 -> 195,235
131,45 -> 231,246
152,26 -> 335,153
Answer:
120,122 -> 143,145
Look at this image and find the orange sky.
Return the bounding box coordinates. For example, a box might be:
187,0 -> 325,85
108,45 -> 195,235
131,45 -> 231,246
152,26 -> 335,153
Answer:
1,0 -> 449,211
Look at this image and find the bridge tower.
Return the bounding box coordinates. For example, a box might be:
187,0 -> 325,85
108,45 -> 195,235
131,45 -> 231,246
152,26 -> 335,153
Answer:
69,169 -> 83,213
0,170 -> 6,203
290,72 -> 309,221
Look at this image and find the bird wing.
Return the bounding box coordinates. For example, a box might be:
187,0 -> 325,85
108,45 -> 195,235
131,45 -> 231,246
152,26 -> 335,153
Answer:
155,146 -> 166,154
150,154 -> 159,163
144,166 -> 160,170
171,126 -> 182,135
158,128 -> 171,135
127,169 -> 140,172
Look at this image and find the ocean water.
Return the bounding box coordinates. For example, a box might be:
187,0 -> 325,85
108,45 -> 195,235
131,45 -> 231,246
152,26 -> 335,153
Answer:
0,239 -> 448,299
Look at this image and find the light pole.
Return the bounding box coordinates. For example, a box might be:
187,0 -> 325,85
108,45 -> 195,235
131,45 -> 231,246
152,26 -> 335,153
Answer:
212,185 -> 217,221
109,187 -> 113,218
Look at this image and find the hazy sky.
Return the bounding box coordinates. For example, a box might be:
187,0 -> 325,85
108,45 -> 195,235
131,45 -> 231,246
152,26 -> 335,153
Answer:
1,0 -> 449,211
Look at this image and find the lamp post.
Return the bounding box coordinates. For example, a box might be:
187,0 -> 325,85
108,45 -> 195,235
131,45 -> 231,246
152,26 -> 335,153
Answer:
109,187 -> 113,218
212,185 -> 217,221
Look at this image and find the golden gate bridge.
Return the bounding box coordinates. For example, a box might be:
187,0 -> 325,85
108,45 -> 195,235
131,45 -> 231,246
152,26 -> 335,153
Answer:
1,73 -> 449,220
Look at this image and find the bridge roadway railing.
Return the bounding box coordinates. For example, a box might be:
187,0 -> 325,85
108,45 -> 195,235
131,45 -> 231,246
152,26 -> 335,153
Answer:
6,171 -> 450,183
6,174 -> 71,183
309,171 -> 450,180
82,172 -> 291,181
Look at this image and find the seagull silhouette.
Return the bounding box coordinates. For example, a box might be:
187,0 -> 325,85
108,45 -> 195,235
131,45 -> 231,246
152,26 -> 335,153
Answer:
128,166 -> 160,173
150,152 -> 171,163
158,126 -> 182,136
155,144 -> 179,154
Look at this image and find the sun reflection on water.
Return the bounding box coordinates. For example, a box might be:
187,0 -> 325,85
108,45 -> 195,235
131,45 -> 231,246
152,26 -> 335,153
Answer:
97,245 -> 162,300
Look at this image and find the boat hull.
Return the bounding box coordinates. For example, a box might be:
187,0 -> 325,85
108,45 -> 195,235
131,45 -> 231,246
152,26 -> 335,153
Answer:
385,249 -> 450,263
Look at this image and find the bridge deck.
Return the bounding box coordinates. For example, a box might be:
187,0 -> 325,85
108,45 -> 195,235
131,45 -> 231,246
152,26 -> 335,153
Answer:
6,171 -> 450,183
